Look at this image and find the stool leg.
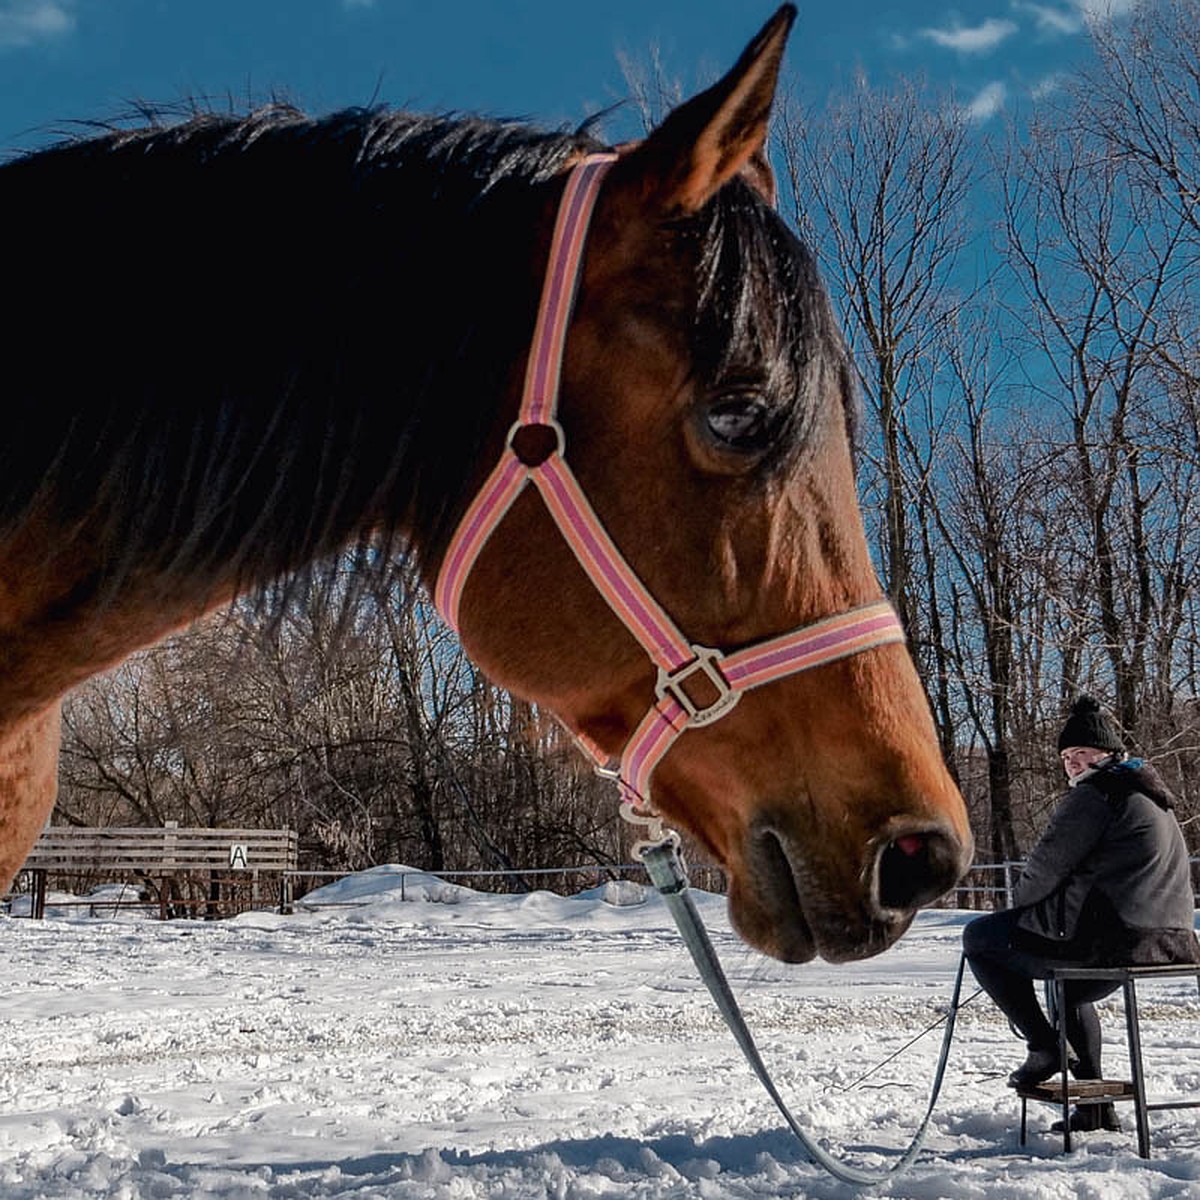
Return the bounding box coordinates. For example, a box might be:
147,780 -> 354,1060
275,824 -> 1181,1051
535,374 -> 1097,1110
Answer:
1124,979 -> 1151,1158
1058,977 -> 1072,1153
1020,1096 -> 1028,1146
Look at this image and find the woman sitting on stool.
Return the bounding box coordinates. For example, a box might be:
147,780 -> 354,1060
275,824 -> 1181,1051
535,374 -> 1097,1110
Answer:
964,696 -> 1200,1133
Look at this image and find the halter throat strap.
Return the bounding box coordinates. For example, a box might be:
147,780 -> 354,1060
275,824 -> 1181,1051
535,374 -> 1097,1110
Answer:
433,154 -> 905,830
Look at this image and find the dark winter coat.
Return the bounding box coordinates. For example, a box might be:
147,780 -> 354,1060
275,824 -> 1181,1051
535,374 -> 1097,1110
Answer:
1014,759 -> 1200,966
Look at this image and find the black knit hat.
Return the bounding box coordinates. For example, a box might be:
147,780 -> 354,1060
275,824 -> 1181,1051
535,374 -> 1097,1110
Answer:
1057,695 -> 1124,754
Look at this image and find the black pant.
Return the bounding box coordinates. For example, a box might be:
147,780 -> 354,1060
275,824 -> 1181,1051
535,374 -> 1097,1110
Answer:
963,908 -> 1119,1077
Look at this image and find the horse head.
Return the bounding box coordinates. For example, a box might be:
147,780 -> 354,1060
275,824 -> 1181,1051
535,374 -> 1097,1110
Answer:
436,6 -> 973,963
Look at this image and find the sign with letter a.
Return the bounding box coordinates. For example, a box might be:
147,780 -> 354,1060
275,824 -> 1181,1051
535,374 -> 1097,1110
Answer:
229,844 -> 250,870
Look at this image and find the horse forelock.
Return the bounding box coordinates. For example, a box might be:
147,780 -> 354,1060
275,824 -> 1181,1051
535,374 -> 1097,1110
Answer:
0,104 -> 604,611
687,178 -> 859,470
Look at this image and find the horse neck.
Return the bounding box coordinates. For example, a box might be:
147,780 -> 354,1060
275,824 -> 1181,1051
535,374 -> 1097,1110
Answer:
0,111 -> 572,718
5,112 -> 567,576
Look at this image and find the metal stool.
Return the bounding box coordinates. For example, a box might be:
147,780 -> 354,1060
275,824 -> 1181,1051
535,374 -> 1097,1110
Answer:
1016,963 -> 1200,1157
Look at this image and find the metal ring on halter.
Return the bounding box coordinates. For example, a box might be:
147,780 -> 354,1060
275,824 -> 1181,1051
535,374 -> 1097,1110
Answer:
633,827 -> 682,866
506,418 -> 566,466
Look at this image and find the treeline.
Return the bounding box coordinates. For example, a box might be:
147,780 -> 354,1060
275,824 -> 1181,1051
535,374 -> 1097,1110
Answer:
55,0 -> 1200,874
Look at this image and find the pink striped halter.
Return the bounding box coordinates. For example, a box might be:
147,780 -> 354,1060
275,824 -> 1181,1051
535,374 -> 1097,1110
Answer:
434,153 -> 906,844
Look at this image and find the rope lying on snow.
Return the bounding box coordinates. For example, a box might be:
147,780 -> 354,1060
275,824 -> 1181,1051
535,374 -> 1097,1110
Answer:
835,987 -> 982,1094
640,838 -> 969,1189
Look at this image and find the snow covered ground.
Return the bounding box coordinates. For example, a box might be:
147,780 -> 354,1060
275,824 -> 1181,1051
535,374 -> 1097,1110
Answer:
3,867 -> 1199,1199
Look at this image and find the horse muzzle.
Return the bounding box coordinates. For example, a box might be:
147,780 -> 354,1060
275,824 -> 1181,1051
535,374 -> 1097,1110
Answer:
730,815 -> 973,963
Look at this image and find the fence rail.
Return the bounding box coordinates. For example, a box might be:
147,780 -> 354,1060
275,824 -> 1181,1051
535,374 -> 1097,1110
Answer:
21,825 -> 298,872
947,858 -> 1200,911
282,858 -> 1200,913
7,832 -> 1198,920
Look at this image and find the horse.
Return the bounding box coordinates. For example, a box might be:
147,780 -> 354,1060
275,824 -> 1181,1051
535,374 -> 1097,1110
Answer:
0,5 -> 972,963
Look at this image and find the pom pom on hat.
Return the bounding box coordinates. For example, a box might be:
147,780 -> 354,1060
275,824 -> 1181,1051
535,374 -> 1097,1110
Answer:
1057,695 -> 1124,754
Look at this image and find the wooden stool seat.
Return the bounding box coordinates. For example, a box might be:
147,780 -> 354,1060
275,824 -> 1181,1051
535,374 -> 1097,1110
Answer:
1018,1079 -> 1137,1104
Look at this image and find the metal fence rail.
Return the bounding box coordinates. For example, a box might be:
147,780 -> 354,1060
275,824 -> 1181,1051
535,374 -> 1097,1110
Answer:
947,858 -> 1200,911
8,847 -> 1198,919
286,857 -> 1200,913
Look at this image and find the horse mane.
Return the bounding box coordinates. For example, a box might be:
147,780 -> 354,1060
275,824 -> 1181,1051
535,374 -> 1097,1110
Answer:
0,101 -> 853,612
0,103 -> 603,604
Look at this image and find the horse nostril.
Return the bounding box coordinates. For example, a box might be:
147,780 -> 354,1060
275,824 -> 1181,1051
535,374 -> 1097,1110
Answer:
875,827 -> 964,912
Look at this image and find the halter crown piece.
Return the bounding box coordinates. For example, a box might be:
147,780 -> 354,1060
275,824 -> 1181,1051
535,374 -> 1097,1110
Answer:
434,154 -> 907,854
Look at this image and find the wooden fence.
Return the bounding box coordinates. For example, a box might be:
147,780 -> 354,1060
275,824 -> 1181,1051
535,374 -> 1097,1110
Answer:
13,823 -> 298,918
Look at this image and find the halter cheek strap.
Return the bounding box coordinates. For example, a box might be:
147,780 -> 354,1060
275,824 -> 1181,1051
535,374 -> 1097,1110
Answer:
433,154 -> 906,843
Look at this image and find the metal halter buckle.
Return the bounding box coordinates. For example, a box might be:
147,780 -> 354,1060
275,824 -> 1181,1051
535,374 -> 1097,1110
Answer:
655,646 -> 740,728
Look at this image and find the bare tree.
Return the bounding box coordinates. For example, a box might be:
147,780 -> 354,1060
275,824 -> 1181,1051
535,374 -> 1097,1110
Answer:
1000,92 -> 1196,732
779,73 -> 976,637
1072,0 -> 1200,248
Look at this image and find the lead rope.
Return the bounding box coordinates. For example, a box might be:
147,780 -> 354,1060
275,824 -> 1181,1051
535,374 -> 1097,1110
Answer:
639,837 -> 967,1189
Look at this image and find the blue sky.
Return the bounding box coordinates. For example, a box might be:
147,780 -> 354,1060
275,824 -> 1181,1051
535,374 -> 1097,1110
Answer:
1,1 -> 1137,154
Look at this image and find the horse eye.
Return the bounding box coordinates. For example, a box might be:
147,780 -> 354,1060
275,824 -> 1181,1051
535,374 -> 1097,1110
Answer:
705,395 -> 778,451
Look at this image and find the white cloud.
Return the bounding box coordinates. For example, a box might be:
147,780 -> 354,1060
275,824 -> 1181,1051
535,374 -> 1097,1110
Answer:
0,0 -> 73,49
1013,2 -> 1084,36
964,80 -> 1008,122
921,16 -> 1019,54
1073,0 -> 1139,22
1031,71 -> 1067,99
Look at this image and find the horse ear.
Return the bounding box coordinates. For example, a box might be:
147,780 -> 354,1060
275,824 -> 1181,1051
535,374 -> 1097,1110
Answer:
740,148 -> 778,208
619,4 -> 795,215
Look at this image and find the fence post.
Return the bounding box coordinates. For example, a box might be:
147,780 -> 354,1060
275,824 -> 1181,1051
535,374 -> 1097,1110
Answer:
32,868 -> 47,920
162,820 -> 178,863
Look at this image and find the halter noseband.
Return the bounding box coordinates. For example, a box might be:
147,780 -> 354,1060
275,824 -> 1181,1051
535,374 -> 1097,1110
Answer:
434,154 -> 905,840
